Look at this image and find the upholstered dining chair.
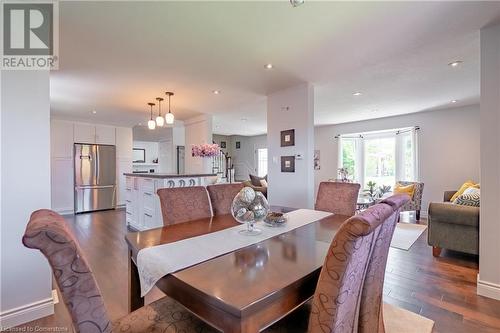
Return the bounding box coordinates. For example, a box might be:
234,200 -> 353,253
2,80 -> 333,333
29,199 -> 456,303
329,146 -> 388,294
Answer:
22,209 -> 218,333
23,199 -> 408,333
315,181 -> 361,216
358,194 -> 409,333
157,186 -> 212,225
206,183 -> 244,215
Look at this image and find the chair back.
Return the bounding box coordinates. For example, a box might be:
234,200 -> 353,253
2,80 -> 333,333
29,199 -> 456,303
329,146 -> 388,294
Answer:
397,181 -> 424,211
315,182 -> 361,216
157,186 -> 212,225
22,209 -> 111,333
308,202 -> 394,333
207,183 -> 244,215
358,194 -> 410,333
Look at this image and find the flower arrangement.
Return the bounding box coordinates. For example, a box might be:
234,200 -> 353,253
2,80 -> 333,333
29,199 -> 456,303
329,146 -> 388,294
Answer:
191,143 -> 220,157
338,167 -> 350,182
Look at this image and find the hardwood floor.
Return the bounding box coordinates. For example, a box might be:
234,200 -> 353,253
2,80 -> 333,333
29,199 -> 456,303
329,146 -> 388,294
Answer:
17,210 -> 500,332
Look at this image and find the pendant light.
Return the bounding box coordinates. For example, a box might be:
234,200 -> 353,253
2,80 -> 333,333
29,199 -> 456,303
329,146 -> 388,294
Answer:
165,92 -> 175,125
155,97 -> 165,127
147,102 -> 156,130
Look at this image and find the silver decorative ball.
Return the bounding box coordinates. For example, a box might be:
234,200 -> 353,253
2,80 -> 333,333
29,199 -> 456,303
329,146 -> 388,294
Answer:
231,187 -> 269,224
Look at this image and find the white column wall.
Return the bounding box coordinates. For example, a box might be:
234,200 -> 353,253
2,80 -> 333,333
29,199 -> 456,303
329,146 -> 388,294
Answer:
478,22 -> 500,300
267,83 -> 315,209
184,115 -> 213,174
0,71 -> 53,327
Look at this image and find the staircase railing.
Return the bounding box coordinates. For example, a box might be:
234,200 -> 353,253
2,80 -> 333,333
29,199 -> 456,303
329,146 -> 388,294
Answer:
212,150 -> 233,182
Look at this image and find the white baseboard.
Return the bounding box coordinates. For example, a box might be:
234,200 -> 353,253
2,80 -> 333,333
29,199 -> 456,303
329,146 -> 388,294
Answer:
0,297 -> 54,329
477,274 -> 500,300
54,208 -> 74,215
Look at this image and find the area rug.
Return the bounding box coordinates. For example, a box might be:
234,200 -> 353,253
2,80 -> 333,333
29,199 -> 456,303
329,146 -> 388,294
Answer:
384,303 -> 434,333
390,222 -> 427,250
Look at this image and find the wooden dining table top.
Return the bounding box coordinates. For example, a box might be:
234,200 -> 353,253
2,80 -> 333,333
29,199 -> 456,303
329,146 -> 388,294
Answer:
125,208 -> 349,320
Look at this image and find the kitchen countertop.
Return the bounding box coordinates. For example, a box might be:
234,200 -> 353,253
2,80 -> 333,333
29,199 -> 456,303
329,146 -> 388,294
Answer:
123,173 -> 217,179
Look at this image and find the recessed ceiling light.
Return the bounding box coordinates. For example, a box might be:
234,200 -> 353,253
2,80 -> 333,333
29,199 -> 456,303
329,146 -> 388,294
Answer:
213,90 -> 220,95
448,61 -> 463,67
138,122 -> 142,126
241,118 -> 248,121
451,100 -> 458,103
353,92 -> 362,96
290,0 -> 305,7
264,63 -> 273,70
92,110 -> 97,114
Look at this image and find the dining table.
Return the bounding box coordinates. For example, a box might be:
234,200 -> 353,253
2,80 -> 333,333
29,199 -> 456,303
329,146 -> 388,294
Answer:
125,206 -> 350,333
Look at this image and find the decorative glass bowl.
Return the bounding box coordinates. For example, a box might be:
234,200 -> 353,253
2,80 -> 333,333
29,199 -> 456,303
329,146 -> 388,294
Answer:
264,212 -> 288,227
231,187 -> 269,236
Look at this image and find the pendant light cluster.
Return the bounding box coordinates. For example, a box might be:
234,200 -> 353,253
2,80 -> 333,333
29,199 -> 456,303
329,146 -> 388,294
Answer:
146,91 -> 175,130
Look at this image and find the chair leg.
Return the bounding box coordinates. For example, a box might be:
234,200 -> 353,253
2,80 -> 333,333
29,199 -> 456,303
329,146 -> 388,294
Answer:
416,210 -> 421,221
432,247 -> 442,257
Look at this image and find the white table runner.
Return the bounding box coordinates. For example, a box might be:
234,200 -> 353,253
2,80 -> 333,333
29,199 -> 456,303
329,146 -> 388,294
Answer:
137,209 -> 332,296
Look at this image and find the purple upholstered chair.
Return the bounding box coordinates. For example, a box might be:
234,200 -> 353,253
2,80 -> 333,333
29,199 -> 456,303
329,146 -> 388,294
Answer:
315,182 -> 361,216
157,186 -> 212,226
207,183 -> 244,216
265,194 -> 410,333
358,194 -> 409,333
22,209 -> 217,333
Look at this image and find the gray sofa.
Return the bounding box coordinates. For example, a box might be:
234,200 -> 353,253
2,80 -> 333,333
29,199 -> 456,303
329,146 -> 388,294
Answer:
427,190 -> 479,256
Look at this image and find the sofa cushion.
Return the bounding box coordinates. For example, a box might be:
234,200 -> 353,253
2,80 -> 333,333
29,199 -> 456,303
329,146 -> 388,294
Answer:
428,202 -> 479,227
450,180 -> 480,202
249,174 -> 267,187
453,188 -> 480,207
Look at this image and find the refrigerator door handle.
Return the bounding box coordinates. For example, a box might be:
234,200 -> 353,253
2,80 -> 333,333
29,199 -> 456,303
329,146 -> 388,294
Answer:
80,155 -> 92,160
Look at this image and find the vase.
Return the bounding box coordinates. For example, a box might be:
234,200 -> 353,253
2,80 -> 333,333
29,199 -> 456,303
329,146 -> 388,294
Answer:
231,187 -> 269,236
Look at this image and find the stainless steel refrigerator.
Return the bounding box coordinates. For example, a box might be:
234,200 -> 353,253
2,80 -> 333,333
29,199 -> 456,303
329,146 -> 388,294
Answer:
74,143 -> 116,213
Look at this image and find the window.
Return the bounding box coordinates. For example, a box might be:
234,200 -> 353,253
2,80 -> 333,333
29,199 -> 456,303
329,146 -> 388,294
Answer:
339,128 -> 418,189
364,136 -> 396,188
257,148 -> 268,177
339,138 -> 357,181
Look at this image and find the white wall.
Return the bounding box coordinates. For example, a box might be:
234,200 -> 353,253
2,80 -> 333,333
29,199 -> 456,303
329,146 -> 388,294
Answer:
184,115 -> 213,174
213,134 -> 267,180
1,71 -> 53,327
268,83 -> 315,209
315,105 -> 480,216
479,23 -> 500,301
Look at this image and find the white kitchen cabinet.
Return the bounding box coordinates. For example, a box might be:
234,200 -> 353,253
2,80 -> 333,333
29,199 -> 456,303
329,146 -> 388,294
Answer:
125,175 -> 208,230
95,125 -> 116,145
116,127 -> 133,159
74,123 -> 96,144
51,158 -> 74,214
51,120 -> 133,214
125,177 -> 139,228
51,120 -> 74,158
116,159 -> 132,206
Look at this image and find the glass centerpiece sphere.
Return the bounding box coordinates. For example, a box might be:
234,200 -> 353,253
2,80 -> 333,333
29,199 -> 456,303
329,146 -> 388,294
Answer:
231,187 -> 269,236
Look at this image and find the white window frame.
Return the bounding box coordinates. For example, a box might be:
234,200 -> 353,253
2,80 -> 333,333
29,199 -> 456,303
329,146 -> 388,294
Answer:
338,127 -> 419,187
256,148 -> 268,177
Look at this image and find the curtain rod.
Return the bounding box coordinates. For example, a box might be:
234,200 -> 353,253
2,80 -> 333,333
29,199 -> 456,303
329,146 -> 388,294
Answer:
334,126 -> 420,139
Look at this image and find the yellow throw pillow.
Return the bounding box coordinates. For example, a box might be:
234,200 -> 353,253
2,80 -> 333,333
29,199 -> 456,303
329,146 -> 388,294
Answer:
450,181 -> 480,202
394,183 -> 416,198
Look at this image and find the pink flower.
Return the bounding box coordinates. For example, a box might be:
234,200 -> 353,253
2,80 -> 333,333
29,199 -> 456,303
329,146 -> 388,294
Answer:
192,143 -> 220,157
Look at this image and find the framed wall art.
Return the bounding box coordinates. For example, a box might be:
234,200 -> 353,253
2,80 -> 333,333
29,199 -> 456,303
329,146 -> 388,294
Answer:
280,129 -> 295,147
281,155 -> 295,173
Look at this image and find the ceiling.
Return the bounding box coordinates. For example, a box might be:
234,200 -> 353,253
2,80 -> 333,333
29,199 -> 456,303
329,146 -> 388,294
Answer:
50,1 -> 500,136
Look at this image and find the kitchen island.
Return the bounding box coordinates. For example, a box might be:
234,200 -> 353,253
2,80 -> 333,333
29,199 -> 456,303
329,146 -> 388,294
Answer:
123,173 -> 216,230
